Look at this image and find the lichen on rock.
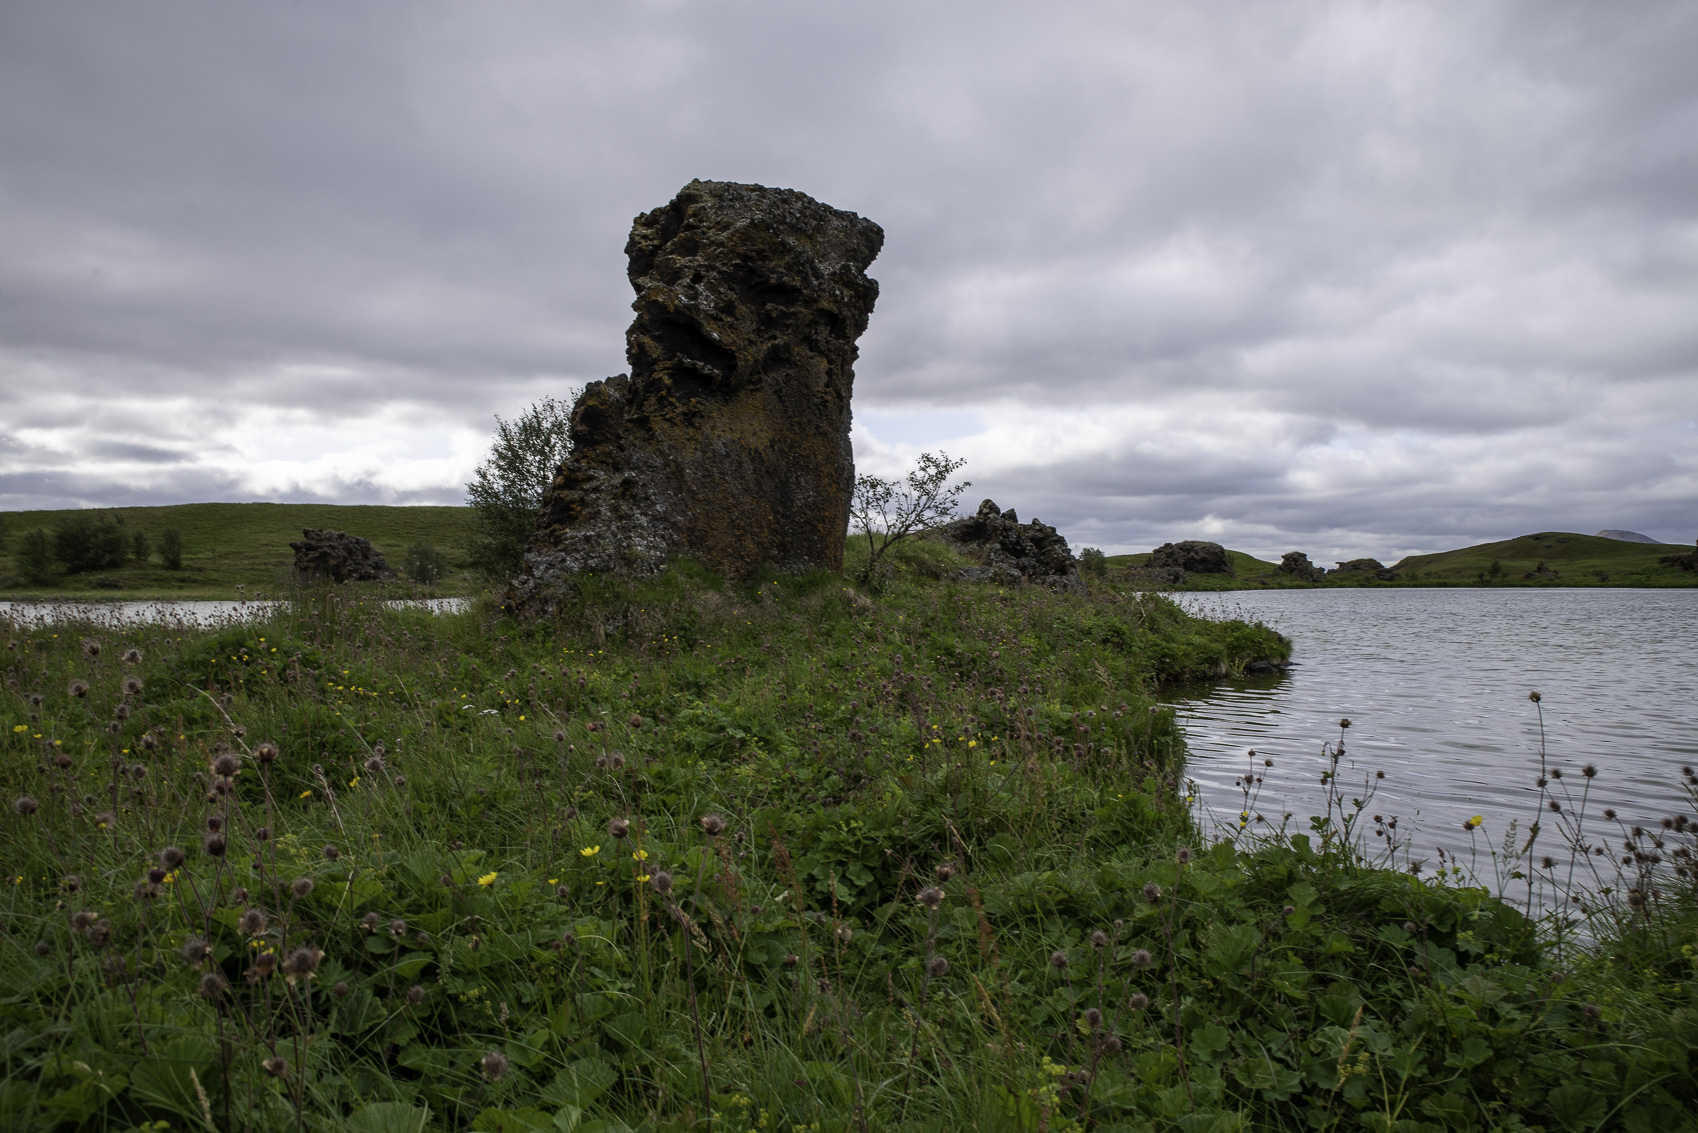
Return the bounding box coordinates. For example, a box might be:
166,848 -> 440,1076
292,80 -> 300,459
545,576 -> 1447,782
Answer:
508,179 -> 883,615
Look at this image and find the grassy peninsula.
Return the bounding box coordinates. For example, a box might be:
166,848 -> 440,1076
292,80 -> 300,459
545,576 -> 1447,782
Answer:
0,504 -> 475,600
3,545 -> 1694,1132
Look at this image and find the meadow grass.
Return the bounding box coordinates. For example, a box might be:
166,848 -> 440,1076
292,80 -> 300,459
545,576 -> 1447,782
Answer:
1,549 -> 1694,1132
0,504 -> 476,599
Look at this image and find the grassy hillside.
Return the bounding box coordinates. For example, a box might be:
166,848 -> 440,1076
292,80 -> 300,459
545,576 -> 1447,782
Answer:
1391,531 -> 1696,586
0,503 -> 476,598
1107,548 -> 1279,590
2,560 -> 1694,1130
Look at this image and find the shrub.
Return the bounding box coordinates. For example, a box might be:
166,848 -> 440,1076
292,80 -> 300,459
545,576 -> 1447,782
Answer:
403,540 -> 448,584
465,396 -> 576,582
14,527 -> 58,583
130,528 -> 150,564
159,527 -> 184,570
848,451 -> 970,584
53,512 -> 127,574
1080,546 -> 1107,577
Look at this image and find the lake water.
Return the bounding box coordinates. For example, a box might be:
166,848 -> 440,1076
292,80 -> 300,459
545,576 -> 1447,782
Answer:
1169,588 -> 1698,876
0,597 -> 469,628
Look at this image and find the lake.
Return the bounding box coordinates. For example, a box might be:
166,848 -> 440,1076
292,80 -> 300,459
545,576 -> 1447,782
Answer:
1169,587 -> 1698,880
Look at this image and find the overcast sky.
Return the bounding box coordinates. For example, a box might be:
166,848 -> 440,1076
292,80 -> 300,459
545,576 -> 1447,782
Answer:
2,1 -> 1694,562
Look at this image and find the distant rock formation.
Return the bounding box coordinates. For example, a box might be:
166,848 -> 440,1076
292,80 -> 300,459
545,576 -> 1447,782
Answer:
290,530 -> 396,583
941,500 -> 1081,588
1331,558 -> 1395,580
1148,540 -> 1231,574
507,180 -> 883,614
1659,539 -> 1697,572
1597,529 -> 1660,544
1275,551 -> 1325,581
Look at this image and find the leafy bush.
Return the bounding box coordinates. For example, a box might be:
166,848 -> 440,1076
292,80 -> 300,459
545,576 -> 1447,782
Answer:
1080,546 -> 1107,577
404,540 -> 449,584
465,397 -> 576,582
130,528 -> 150,563
52,512 -> 127,574
159,527 -> 184,570
848,451 -> 970,585
14,527 -> 58,583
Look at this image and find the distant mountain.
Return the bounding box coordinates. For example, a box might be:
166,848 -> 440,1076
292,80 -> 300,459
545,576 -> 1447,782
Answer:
1596,529 -> 1660,544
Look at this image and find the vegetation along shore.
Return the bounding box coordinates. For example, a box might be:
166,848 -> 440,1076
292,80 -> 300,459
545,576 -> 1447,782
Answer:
3,539 -> 1694,1131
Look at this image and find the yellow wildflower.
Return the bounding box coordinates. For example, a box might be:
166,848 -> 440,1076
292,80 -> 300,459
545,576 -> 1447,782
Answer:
580,846 -> 600,857
477,871 -> 498,887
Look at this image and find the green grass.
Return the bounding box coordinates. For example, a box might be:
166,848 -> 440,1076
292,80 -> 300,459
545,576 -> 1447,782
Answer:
1108,534 -> 1698,590
0,503 -> 477,599
1390,531 -> 1697,586
2,558 -> 1694,1132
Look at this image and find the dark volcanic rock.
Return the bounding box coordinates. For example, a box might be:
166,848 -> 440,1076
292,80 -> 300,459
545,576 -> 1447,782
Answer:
1275,551 -> 1325,581
940,500 -> 1081,588
508,180 -> 883,613
1331,557 -> 1395,580
290,530 -> 396,583
1148,540 -> 1231,575
1660,539 -> 1697,572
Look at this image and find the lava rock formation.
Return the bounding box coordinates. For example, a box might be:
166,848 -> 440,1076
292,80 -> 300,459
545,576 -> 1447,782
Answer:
508,180 -> 883,614
290,530 -> 396,583
1147,540 -> 1231,575
941,499 -> 1082,588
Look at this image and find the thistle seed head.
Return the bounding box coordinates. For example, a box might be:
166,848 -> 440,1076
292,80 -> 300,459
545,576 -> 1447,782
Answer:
926,955 -> 949,978
406,984 -> 426,1005
389,918 -> 407,936
481,1050 -> 509,1082
290,877 -> 314,899
1090,930 -> 1108,949
282,946 -> 322,980
916,886 -> 944,910
203,833 -> 226,857
211,752 -> 240,777
1083,1007 -> 1103,1029
608,818 -> 629,839
181,935 -> 211,963
1142,882 -> 1161,902
13,796 -> 38,816
935,862 -> 955,882
322,844 -> 340,861
1130,948 -> 1153,969
255,742 -> 279,764
649,871 -> 673,895
198,971 -> 226,998
1175,847 -> 1192,865
1050,950 -> 1069,969
1128,992 -> 1149,1011
699,813 -> 726,836
262,1056 -> 287,1077
238,908 -> 268,935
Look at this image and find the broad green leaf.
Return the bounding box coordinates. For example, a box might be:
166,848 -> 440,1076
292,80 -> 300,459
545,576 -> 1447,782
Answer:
346,1101 -> 431,1133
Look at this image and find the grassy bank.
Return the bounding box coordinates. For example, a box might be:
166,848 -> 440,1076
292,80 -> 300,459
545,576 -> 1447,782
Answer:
0,503 -> 477,599
1112,533 -> 1698,590
2,555 -> 1694,1132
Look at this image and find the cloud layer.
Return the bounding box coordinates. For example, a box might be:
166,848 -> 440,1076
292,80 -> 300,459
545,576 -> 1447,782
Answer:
3,0 -> 1694,560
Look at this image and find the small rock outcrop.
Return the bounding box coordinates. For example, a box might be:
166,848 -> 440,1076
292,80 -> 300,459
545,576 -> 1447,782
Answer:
1659,539 -> 1697,572
1148,540 -> 1231,575
1331,558 -> 1395,580
290,530 -> 396,583
508,180 -> 883,614
940,500 -> 1081,588
1275,551 -> 1325,581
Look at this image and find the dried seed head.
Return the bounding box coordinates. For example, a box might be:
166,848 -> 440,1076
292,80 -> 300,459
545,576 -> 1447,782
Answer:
926,955 -> 949,978
1142,882 -> 1162,903
159,845 -> 185,868
361,911 -> 380,931
282,946 -> 322,980
70,910 -> 97,933
1050,950 -> 1070,969
389,918 -> 407,936
123,648 -> 143,664
181,935 -> 211,964
13,796 -> 39,816
290,877 -> 314,899
255,826 -> 270,842
554,730 -> 566,743
406,984 -> 426,1005
1083,1007 -> 1103,1029
608,818 -> 629,839
1528,690 -> 1542,703
935,862 -> 955,882
238,908 -> 268,935
916,886 -> 944,910
203,833 -> 226,857
206,815 -> 222,832
69,680 -> 90,698
700,813 -> 726,836
836,924 -> 853,943
1175,846 -> 1192,865
1128,992 -> 1149,1011
628,714 -> 644,729
1130,948 -> 1153,969
784,954 -> 799,968
332,980 -> 350,999
322,844 -> 340,861
364,756 -> 385,774
1582,1003 -> 1601,1020
88,919 -> 112,947
255,742 -> 279,764
481,1050 -> 509,1082
198,971 -> 226,998
649,871 -> 674,895
211,752 -> 240,777
33,940 -> 51,957
1090,930 -> 1108,949
262,1056 -> 287,1077
253,951 -> 277,977
556,885 -> 570,898
61,874 -> 81,893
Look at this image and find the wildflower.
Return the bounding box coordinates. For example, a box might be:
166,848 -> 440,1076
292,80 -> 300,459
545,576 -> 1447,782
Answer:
580,845 -> 601,857
255,742 -> 279,764
916,886 -> 944,910
926,955 -> 949,978
12,796 -> 38,816
477,871 -> 498,887
1466,815 -> 1484,829
291,877 -> 314,899
700,814 -> 726,836
481,1050 -> 509,1082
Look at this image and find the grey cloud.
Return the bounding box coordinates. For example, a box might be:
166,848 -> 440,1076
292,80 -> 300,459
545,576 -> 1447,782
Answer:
0,0 -> 1694,556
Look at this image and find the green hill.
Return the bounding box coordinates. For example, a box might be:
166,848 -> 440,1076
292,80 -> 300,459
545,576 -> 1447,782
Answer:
0,502 -> 475,599
1392,530 -> 1696,586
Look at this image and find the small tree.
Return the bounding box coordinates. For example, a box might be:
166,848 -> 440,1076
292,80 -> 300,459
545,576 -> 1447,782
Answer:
15,528 -> 58,584
131,529 -> 151,564
848,451 -> 970,583
404,540 -> 448,586
159,528 -> 184,570
1079,547 -> 1107,578
465,396 -> 577,582
54,513 -> 127,574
